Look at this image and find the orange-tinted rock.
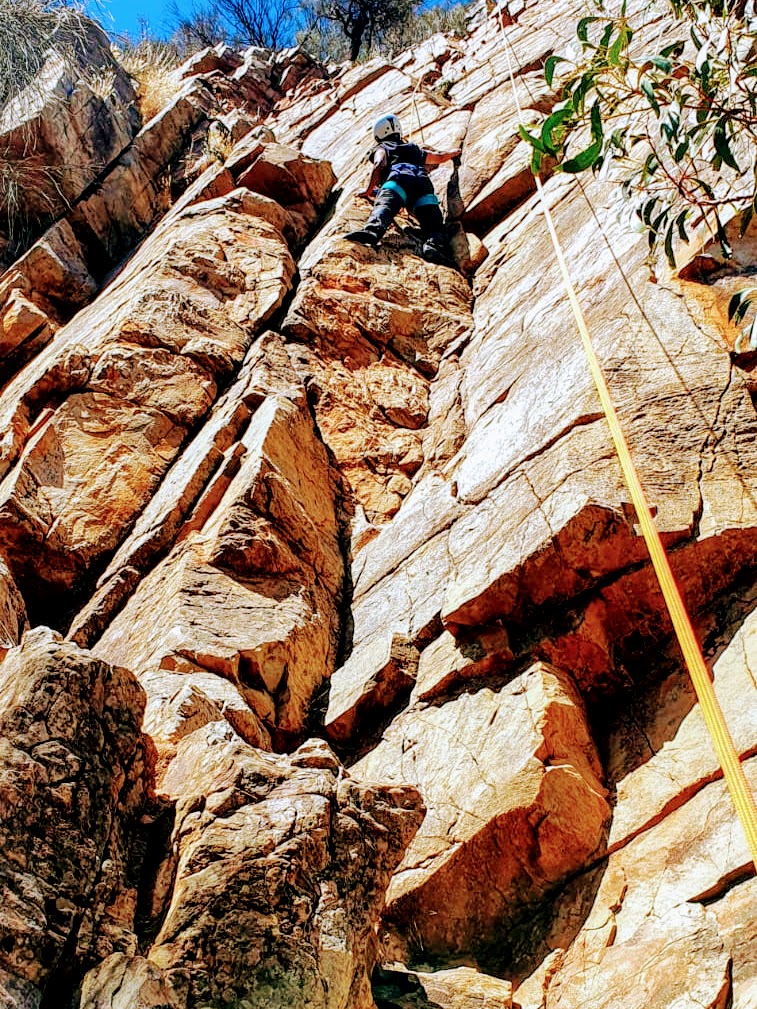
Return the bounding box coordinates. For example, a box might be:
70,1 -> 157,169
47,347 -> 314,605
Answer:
0,191 -> 296,621
355,662 -> 610,961
148,731 -> 424,1008
283,235 -> 472,520
0,556 -> 27,657
0,19 -> 139,241
0,290 -> 49,354
93,371 -> 342,748
233,142 -> 337,245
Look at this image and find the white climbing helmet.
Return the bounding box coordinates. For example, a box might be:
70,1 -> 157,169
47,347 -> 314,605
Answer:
373,114 -> 402,142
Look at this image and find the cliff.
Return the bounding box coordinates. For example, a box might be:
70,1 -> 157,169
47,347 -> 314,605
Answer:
0,2 -> 754,1008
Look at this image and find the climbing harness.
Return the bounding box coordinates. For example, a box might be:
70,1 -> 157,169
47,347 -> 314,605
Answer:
494,4 -> 757,863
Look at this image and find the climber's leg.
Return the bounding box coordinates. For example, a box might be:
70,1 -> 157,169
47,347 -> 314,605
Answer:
413,194 -> 453,265
344,184 -> 405,246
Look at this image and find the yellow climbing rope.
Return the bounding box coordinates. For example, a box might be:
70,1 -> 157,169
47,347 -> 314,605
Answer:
494,7 -> 757,864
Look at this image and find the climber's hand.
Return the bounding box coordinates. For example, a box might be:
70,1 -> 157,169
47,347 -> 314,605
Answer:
357,188 -> 376,201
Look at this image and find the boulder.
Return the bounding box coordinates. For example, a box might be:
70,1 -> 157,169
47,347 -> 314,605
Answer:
355,662 -> 610,961
0,628 -> 149,1003
374,966 -> 513,1009
147,730 -> 424,1009
80,954 -> 183,1009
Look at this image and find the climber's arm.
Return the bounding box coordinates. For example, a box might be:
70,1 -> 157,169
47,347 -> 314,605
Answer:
424,148 -> 462,165
357,149 -> 386,199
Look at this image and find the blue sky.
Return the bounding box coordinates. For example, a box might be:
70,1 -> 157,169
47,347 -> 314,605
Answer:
89,0 -> 181,39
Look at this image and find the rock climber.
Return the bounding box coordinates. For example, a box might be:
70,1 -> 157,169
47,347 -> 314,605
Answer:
344,113 -> 461,265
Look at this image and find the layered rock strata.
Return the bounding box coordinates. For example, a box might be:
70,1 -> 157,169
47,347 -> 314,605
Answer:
0,1 -> 754,1007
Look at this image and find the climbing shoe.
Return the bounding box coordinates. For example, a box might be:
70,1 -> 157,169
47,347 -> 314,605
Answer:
343,229 -> 380,247
422,242 -> 455,267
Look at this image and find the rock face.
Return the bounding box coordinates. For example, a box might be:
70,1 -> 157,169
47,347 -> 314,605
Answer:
145,733 -> 423,1009
0,18 -> 140,258
0,628 -> 149,1007
355,662 -> 610,962
0,1 -> 754,1007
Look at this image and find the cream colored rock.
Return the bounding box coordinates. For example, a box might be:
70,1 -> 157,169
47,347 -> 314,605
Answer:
0,191 -> 296,620
80,954 -> 183,1009
355,662 -> 609,960
516,759 -> 757,1009
139,668 -> 271,784
710,877 -> 757,1009
546,903 -> 730,1009
148,730 -> 424,1009
374,965 -> 513,1009
607,599 -> 757,851
93,383 -> 342,747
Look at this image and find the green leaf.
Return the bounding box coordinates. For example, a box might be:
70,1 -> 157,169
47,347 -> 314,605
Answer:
675,210 -> 689,242
664,222 -> 676,268
608,24 -> 631,66
577,16 -> 600,43
673,140 -> 689,162
640,78 -> 660,113
728,289 -> 757,324
561,138 -> 603,172
560,104 -> 604,174
518,125 -> 547,153
660,40 -> 685,58
544,55 -> 569,87
713,117 -> 741,172
598,21 -> 614,51
739,205 -> 753,239
641,197 -> 659,225
651,56 -> 672,73
541,106 -> 573,154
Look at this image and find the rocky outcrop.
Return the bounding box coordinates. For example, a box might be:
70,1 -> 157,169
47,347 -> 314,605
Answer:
0,629 -> 150,1006
143,733 -> 422,1008
355,662 -> 610,962
0,18 -> 140,258
0,0 -> 754,1006
91,337 -> 344,750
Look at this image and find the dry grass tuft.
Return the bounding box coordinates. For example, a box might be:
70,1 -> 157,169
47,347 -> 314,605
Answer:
115,37 -> 182,122
0,0 -> 90,114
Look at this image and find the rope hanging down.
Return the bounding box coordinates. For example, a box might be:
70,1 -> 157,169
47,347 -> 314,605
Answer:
496,9 -> 757,864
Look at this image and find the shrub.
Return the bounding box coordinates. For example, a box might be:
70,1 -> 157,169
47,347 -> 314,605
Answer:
522,1 -> 757,267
